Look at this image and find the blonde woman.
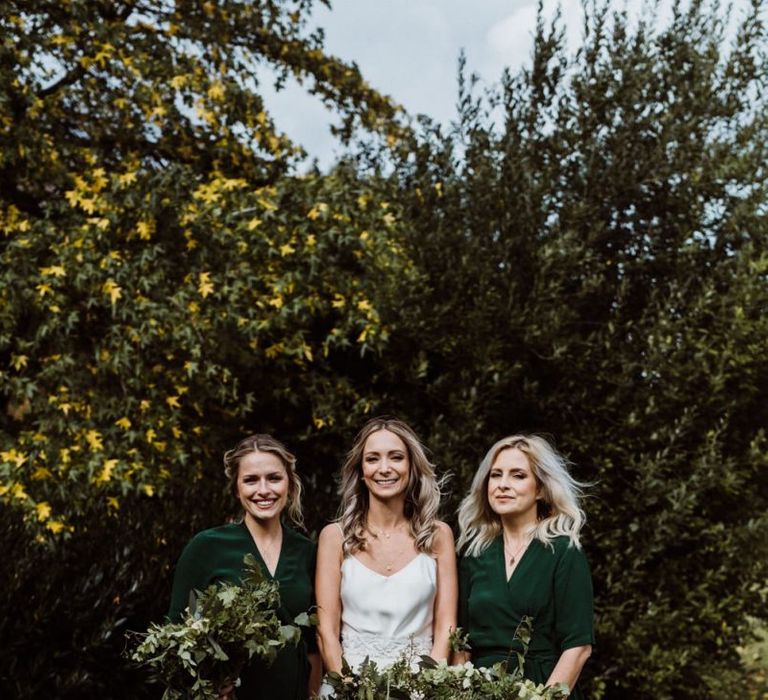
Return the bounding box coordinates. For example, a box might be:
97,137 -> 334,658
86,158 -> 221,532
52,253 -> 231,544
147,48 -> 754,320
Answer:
316,417 -> 457,682
456,435 -> 593,699
169,434 -> 321,699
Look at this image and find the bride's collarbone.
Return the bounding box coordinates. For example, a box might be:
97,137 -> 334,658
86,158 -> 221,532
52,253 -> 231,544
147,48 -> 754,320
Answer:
358,534 -> 420,575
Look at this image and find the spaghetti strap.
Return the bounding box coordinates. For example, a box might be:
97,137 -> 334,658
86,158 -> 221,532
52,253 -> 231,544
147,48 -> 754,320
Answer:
334,521 -> 344,536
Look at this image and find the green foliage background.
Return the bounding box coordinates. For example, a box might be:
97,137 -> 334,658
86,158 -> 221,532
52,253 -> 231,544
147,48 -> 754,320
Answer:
1,1 -> 766,698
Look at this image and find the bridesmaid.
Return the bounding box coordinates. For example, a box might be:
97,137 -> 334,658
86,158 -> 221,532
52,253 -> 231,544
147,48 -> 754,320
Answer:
456,435 -> 593,698
315,417 -> 457,680
168,434 -> 321,699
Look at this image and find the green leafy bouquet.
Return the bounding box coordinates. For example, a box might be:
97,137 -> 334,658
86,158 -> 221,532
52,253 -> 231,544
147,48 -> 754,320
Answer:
323,618 -> 569,699
128,554 -> 307,700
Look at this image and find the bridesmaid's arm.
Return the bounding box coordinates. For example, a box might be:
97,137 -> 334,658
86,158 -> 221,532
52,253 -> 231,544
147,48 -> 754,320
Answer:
546,645 -> 592,693
429,521 -> 458,662
315,523 -> 345,675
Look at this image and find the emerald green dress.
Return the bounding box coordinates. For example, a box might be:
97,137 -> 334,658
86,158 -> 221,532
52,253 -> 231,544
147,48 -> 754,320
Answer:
459,535 -> 594,699
169,522 -> 316,700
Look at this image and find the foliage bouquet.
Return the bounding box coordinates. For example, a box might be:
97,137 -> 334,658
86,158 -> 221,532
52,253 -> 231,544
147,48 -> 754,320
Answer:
323,618 -> 569,699
129,554 -> 305,700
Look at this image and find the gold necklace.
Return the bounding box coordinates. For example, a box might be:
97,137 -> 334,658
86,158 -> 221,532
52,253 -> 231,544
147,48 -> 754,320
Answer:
503,533 -> 531,565
366,521 -> 408,572
367,521 -> 406,541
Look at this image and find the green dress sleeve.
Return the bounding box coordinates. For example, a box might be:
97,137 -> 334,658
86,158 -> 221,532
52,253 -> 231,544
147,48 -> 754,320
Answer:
553,542 -> 594,650
167,530 -> 219,622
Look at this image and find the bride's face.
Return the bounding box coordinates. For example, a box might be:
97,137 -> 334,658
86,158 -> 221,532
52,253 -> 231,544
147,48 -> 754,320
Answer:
361,429 -> 410,501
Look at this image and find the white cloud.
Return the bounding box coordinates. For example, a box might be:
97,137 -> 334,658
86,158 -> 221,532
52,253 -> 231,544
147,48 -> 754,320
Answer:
259,0 -> 757,169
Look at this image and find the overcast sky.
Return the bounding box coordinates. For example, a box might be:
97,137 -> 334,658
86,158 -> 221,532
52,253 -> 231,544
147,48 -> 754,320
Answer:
260,0 -> 752,168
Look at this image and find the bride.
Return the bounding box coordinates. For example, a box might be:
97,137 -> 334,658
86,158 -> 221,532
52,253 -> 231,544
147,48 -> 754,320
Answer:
315,417 -> 457,685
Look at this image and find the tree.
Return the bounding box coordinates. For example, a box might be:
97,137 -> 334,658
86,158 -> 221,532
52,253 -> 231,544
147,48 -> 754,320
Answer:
0,1 -> 406,696
372,1 -> 768,697
0,0 -> 406,534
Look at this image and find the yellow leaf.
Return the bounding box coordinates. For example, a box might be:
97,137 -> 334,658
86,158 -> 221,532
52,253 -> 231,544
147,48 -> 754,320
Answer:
10,354 -> 28,370
96,458 -> 118,483
313,416 -> 325,429
166,395 -> 180,409
118,171 -> 137,186
36,501 -> 52,521
85,430 -> 103,451
198,271 -> 214,298
32,467 -> 52,481
1,449 -> 27,467
357,299 -> 372,312
36,283 -> 53,297
279,243 -> 295,256
11,482 -> 28,500
102,279 -> 122,305
40,265 -> 66,277
193,182 -> 220,203
145,428 -> 156,442
331,294 -> 345,309
143,484 -> 155,497
357,327 -> 369,343
115,417 -> 132,430
247,217 -> 262,230
136,220 -> 154,240
207,81 -> 225,101
106,496 -> 120,511
46,520 -> 65,534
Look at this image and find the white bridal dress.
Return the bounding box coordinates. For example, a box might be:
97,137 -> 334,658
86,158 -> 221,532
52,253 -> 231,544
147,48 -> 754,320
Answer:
319,552 -> 437,695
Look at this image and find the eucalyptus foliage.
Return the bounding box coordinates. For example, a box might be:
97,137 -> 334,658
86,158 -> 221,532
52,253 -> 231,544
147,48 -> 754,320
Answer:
322,620 -> 569,700
324,658 -> 569,700
130,554 -> 304,700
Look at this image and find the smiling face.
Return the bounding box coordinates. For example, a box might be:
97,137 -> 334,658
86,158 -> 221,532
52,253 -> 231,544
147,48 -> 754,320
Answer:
361,428 -> 411,502
236,450 -> 290,524
487,447 -> 540,524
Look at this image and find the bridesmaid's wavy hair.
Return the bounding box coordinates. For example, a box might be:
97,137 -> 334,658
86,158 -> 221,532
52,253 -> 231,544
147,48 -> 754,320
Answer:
338,417 -> 442,555
224,433 -> 304,528
457,434 -> 586,557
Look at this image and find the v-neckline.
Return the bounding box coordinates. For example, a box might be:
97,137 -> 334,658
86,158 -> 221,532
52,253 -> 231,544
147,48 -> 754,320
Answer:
242,521 -> 284,579
499,535 -> 534,585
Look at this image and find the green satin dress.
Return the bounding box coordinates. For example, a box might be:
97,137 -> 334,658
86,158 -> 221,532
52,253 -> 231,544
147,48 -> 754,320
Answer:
169,522 -> 316,699
459,535 -> 594,699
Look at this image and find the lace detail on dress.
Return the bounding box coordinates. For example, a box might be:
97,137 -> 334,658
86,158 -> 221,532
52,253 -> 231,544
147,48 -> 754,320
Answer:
342,629 -> 432,670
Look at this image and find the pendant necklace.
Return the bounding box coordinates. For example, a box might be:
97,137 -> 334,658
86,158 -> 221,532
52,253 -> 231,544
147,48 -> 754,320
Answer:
503,533 -> 531,565
367,521 -> 405,572
367,521 -> 405,541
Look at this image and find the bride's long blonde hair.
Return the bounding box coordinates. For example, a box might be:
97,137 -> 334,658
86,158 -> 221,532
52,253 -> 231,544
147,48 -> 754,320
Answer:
337,417 -> 442,555
457,434 -> 586,557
